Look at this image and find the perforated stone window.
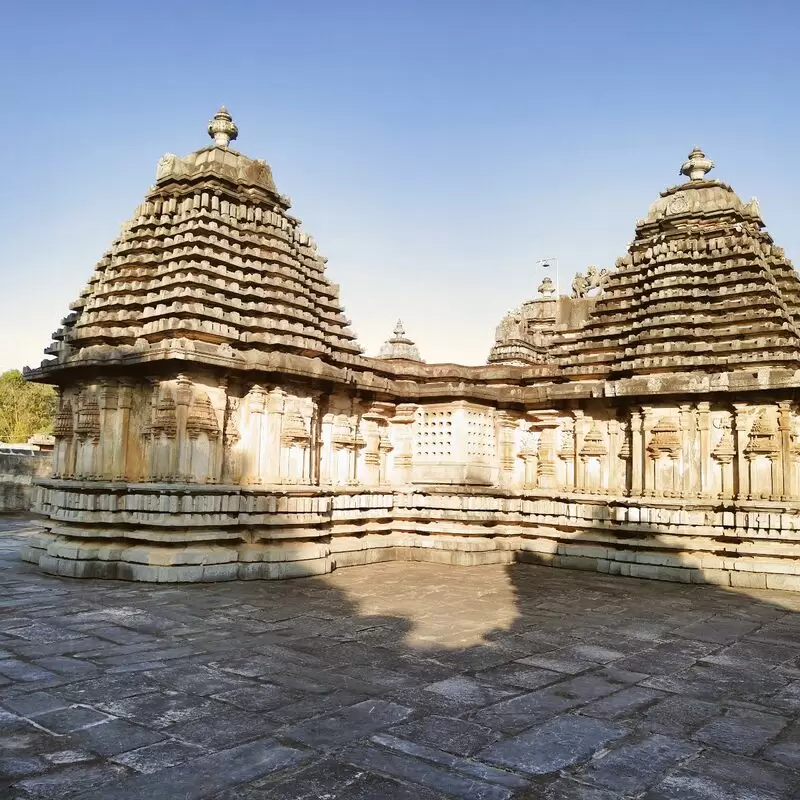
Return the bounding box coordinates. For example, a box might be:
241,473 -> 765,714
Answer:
466,410 -> 496,460
414,408 -> 453,459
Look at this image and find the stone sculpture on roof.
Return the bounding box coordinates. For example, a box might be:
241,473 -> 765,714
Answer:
21,120 -> 800,594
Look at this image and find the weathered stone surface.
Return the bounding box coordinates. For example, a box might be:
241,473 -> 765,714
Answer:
693,707 -> 788,755
576,733 -> 699,793
479,714 -> 626,774
281,699 -> 413,746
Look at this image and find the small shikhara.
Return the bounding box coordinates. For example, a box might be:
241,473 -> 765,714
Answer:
22,111 -> 800,591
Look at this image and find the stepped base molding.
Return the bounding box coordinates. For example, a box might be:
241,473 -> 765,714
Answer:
22,481 -> 800,591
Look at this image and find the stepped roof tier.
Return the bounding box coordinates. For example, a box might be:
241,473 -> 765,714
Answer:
490,148 -> 800,389
557,148 -> 800,379
29,108 -> 362,379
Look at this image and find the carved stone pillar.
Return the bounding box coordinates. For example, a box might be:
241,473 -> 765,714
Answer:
221,389 -> 242,484
630,408 -> 643,497
265,388 -> 286,484
679,404 -> 694,498
97,381 -> 119,480
496,412 -> 518,488
711,416 -> 735,498
388,404 -> 417,485
572,410 -> 588,491
778,401 -> 793,501
243,385 -> 267,484
558,418 -> 575,491
174,374 -> 193,481
642,407 -> 656,496
319,412 -> 335,485
697,402 -> 710,498
361,406 -> 383,486
608,418 -> 620,493
733,404 -> 751,500
536,422 -> 559,489
52,390 -> 74,478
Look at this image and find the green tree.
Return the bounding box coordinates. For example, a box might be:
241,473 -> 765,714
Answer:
0,370 -> 57,443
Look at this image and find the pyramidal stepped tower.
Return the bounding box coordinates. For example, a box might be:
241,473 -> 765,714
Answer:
23,117 -> 800,592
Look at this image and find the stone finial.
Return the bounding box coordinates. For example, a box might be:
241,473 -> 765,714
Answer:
393,319 -> 406,337
538,276 -> 555,296
680,147 -> 714,181
208,106 -> 238,148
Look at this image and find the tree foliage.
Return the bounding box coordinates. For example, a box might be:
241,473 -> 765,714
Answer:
0,370 -> 57,443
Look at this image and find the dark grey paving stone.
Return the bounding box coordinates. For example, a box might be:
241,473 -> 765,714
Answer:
212,683 -> 298,712
282,699 -> 412,747
371,733 -> 528,790
5,623 -> 85,643
517,654 -> 596,674
424,676 -> 519,706
340,742 -> 514,800
577,733 -> 699,794
539,778 -> 621,800
13,762 -> 131,799
474,673 -> 626,734
0,691 -> 69,717
165,709 -> 282,750
675,616 -> 761,644
76,738 -> 308,800
642,746 -> 800,800
146,664 -> 252,696
388,714 -> 499,756
215,757 -> 449,799
96,690 -> 226,729
693,707 -> 788,755
72,718 -> 165,756
641,662 -> 789,702
0,754 -> 47,779
265,689 -> 368,724
615,640 -> 716,676
0,659 -> 56,682
31,705 -> 111,734
479,714 -> 626,775
580,685 -> 667,720
763,680 -> 800,713
475,663 -> 563,690
639,693 -> 719,736
32,656 -> 98,678
58,673 -> 159,702
111,739 -> 208,774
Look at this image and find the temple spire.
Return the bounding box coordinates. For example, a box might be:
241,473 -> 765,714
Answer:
378,319 -> 423,361
680,146 -> 714,181
208,106 -> 238,148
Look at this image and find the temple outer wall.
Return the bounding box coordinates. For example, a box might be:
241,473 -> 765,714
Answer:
0,453 -> 52,512
23,370 -> 800,591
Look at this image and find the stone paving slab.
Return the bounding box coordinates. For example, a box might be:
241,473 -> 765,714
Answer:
2,520 -> 800,798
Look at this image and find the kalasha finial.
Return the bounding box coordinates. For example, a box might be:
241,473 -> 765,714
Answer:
393,319 -> 406,338
208,106 -> 238,148
680,146 -> 714,181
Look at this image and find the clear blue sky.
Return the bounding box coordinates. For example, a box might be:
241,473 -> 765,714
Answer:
2,0 -> 799,370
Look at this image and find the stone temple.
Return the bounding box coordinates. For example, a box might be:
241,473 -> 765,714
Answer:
21,109 -> 800,591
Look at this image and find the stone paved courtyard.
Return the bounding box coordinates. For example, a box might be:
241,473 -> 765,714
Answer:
1,519 -> 800,799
